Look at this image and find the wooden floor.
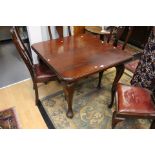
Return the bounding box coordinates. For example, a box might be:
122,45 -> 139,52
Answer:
0,79 -> 62,128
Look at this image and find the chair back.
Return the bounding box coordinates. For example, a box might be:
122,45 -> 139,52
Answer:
15,27 -> 33,61
11,27 -> 34,80
111,26 -> 133,50
48,26 -> 71,39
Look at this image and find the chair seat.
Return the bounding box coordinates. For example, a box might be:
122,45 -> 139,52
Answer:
125,60 -> 139,73
34,63 -> 57,82
117,84 -> 155,115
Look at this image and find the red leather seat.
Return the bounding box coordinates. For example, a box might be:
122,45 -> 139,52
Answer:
34,64 -> 57,83
112,83 -> 155,128
117,84 -> 155,116
125,60 -> 139,73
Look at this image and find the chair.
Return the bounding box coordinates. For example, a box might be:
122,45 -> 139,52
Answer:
96,26 -> 132,89
124,59 -> 139,73
124,27 -> 152,74
11,27 -> 57,105
112,83 -> 155,128
123,27 -> 140,74
48,26 -> 71,39
111,26 -> 134,49
111,27 -> 155,129
37,26 -> 71,66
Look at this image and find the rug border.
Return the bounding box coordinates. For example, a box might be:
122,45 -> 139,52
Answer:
37,101 -> 55,129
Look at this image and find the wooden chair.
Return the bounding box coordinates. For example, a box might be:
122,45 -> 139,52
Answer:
48,26 -> 71,39
112,83 -> 155,128
112,26 -> 134,49
36,26 -> 71,66
97,26 -> 132,89
124,59 -> 139,73
123,27 -> 140,74
124,27 -> 152,74
112,27 -> 155,128
37,26 -> 71,66
11,27 -> 57,105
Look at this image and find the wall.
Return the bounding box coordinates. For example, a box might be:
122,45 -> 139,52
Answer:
27,26 -> 42,64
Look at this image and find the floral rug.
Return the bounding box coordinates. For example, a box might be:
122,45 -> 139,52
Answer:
40,69 -> 151,129
0,107 -> 20,129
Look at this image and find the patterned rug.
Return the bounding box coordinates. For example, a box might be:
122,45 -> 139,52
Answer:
39,69 -> 151,129
0,107 -> 20,129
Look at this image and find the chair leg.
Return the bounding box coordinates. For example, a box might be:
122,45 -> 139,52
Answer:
97,71 -> 103,89
33,83 -> 35,90
112,111 -> 125,129
44,82 -> 48,85
33,82 -> 40,106
150,120 -> 155,129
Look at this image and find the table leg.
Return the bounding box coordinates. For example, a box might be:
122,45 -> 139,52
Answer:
108,64 -> 125,108
97,71 -> 103,89
63,83 -> 74,118
150,120 -> 155,129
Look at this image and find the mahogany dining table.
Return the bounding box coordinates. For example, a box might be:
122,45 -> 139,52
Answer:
31,34 -> 133,118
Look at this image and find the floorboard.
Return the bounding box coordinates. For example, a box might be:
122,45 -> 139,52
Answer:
0,79 -> 62,128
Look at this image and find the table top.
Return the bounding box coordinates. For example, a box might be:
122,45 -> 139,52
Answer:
85,26 -> 111,35
32,34 -> 133,82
